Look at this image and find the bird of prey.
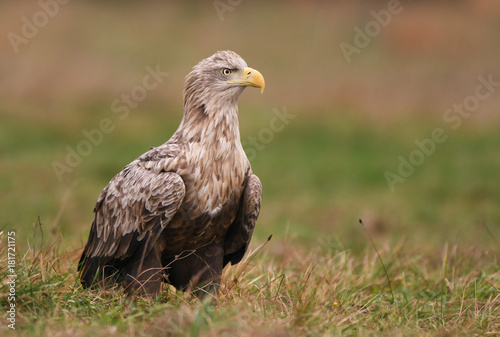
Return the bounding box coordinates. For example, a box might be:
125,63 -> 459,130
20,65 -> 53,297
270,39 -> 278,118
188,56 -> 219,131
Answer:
78,51 -> 265,296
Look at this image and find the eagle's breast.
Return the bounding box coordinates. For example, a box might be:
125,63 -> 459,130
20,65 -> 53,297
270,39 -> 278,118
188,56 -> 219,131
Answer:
183,136 -> 249,219
154,129 -> 250,254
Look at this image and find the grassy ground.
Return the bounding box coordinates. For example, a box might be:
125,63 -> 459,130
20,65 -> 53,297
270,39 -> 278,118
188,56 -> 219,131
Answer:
1,1 -> 500,336
1,110 -> 499,336
1,222 -> 499,336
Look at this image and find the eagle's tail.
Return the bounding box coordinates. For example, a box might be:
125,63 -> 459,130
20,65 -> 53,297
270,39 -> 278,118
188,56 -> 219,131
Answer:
78,253 -> 123,289
78,253 -> 98,288
78,219 -> 123,288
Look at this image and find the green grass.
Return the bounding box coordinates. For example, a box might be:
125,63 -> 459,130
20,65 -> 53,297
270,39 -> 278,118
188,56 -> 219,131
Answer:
2,102 -> 500,337
2,96 -> 500,337
1,111 -> 500,336
1,225 -> 499,336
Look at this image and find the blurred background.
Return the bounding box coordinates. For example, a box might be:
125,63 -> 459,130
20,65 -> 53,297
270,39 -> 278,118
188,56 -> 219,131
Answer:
1,0 -> 499,254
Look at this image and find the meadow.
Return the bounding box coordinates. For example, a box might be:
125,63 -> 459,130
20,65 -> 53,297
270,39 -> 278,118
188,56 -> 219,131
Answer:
1,1 -> 500,336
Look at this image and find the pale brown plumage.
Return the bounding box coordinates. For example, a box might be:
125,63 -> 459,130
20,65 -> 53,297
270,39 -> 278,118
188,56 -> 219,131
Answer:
78,51 -> 265,296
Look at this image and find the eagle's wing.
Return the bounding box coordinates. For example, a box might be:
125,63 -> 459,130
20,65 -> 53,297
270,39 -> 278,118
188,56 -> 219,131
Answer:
223,174 -> 262,266
79,146 -> 185,285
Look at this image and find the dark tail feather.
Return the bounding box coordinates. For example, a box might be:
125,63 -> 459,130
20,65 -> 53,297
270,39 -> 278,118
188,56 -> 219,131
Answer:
78,217 -> 118,288
78,254 -> 123,288
78,253 -> 102,288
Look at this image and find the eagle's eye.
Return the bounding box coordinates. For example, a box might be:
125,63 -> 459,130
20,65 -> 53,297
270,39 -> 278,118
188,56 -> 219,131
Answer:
221,68 -> 232,76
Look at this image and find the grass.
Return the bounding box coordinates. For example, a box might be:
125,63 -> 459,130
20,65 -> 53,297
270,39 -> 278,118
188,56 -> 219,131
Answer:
1,223 -> 499,336
2,101 -> 500,337
2,93 -> 500,337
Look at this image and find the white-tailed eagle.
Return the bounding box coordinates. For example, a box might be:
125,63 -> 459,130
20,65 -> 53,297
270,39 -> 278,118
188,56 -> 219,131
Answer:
78,51 -> 265,296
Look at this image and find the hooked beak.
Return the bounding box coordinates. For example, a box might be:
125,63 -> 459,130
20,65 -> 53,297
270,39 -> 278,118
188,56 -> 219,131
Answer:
227,67 -> 265,93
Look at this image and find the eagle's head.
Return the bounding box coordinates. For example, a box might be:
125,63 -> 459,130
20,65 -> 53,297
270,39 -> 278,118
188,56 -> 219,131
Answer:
183,50 -> 265,113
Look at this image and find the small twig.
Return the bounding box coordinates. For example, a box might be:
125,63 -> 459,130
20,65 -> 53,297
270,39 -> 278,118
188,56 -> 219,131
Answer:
487,280 -> 500,294
234,234 -> 272,282
33,216 -> 44,259
359,219 -> 395,303
273,273 -> 285,299
52,180 -> 79,232
480,218 -> 499,246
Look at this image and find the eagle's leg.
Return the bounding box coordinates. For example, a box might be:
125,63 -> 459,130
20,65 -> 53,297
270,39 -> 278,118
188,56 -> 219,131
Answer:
191,244 -> 224,296
122,245 -> 163,297
167,244 -> 224,297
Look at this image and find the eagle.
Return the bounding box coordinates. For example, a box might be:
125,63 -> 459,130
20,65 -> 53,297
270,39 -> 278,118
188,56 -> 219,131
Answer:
78,51 -> 265,296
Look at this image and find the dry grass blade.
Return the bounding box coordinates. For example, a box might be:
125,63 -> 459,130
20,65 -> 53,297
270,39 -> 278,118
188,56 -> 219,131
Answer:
359,218 -> 395,304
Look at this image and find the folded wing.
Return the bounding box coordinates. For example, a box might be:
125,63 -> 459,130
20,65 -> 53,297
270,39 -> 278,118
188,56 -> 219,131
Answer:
78,161 -> 185,287
223,174 -> 262,267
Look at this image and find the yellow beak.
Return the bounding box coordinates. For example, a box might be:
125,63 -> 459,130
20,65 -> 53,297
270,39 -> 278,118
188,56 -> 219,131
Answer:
227,67 -> 265,93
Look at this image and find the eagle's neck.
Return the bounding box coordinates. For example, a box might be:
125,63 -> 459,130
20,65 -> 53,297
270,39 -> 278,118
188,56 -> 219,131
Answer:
178,100 -> 242,147
175,99 -> 250,216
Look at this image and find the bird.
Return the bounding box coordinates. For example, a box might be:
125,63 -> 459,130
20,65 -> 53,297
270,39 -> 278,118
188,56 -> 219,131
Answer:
78,50 -> 265,297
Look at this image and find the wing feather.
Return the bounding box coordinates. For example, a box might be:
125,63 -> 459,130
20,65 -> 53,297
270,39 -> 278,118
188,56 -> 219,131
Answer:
223,174 -> 262,266
79,145 -> 186,283
89,166 -> 185,258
